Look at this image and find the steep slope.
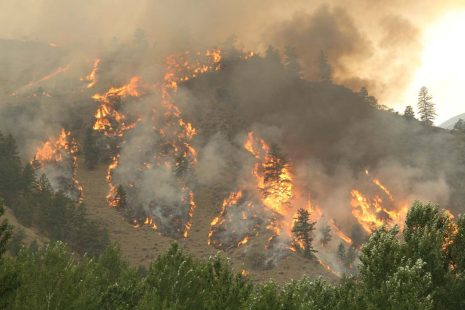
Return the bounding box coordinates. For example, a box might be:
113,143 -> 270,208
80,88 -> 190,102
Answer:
76,158 -> 338,283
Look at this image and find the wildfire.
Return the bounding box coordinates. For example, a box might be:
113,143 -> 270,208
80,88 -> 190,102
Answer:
209,132 -> 297,253
329,219 -> 353,245
351,170 -> 409,233
102,49 -> 223,238
244,132 -> 293,216
33,128 -> 82,201
81,58 -> 101,89
92,76 -> 141,135
11,64 -> 71,96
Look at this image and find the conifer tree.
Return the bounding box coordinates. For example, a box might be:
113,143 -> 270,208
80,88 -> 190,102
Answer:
403,105 -> 416,120
358,87 -> 378,107
83,126 -> 99,170
21,163 -> 37,193
345,246 -> 357,269
262,144 -> 292,205
318,51 -> 332,83
337,242 -> 346,262
319,224 -> 332,246
292,208 -> 317,258
284,47 -> 302,78
0,133 -> 23,204
115,185 -> 128,210
417,87 -> 436,126
0,199 -> 11,259
453,119 -> 465,135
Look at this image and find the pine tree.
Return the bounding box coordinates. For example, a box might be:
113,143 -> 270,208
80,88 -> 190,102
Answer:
262,144 -> 292,205
265,46 -> 281,66
417,87 -> 436,126
453,119 -> 465,135
292,208 -> 317,258
403,105 -> 416,120
115,185 -> 128,210
175,154 -> 189,179
21,163 -> 37,193
0,133 -> 23,204
83,127 -> 99,170
319,224 -> 332,246
345,246 -> 357,269
318,51 -> 332,83
284,47 -> 302,78
0,199 -> 11,258
337,242 -> 346,262
358,87 -> 378,107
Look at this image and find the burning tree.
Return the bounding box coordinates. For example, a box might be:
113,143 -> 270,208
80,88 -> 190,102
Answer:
261,143 -> 293,212
208,191 -> 264,249
350,170 -> 409,234
33,129 -> 82,201
292,208 -> 317,259
100,50 -> 222,239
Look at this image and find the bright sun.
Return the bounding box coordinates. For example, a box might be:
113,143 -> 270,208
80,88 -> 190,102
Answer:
401,10 -> 465,124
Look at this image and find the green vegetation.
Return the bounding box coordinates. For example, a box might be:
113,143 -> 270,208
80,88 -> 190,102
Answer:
0,131 -> 109,256
292,208 -> 317,259
1,201 -> 465,309
417,86 -> 437,126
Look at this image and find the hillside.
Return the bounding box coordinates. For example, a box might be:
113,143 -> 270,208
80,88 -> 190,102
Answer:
441,113 -> 465,129
75,157 -> 338,282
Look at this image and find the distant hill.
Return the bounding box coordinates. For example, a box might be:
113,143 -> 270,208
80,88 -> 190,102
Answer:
440,113 -> 465,129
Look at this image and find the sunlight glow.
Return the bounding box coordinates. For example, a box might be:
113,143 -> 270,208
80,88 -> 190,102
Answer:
400,10 -> 465,124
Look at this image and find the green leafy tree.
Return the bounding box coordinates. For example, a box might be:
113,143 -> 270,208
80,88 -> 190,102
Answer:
403,105 -> 416,120
417,87 -> 436,126
292,208 -> 317,258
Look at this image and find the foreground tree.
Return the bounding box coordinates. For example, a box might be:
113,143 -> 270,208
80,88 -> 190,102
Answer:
417,87 -> 436,126
292,208 -> 317,258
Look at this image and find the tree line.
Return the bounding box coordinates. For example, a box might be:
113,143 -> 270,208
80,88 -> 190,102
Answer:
1,200 -> 465,309
0,131 -> 109,257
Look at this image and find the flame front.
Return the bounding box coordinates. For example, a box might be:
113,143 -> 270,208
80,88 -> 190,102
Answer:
33,128 -> 82,201
351,170 -> 409,233
81,58 -> 101,89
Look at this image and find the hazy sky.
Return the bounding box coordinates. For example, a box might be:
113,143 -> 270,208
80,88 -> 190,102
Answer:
1,0 -> 464,123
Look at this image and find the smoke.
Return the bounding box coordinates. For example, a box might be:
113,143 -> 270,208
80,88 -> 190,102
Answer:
1,0 -> 465,271
1,0 -> 463,105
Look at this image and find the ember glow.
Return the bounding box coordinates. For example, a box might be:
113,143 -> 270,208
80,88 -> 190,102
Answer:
33,128 -> 82,201
81,58 -> 101,89
350,170 -> 409,233
103,49 -> 223,238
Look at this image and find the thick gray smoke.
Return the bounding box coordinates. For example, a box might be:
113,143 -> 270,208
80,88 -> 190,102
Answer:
1,0 -> 464,271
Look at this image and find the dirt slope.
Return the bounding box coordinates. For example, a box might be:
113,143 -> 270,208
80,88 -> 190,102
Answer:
76,158 -> 337,283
